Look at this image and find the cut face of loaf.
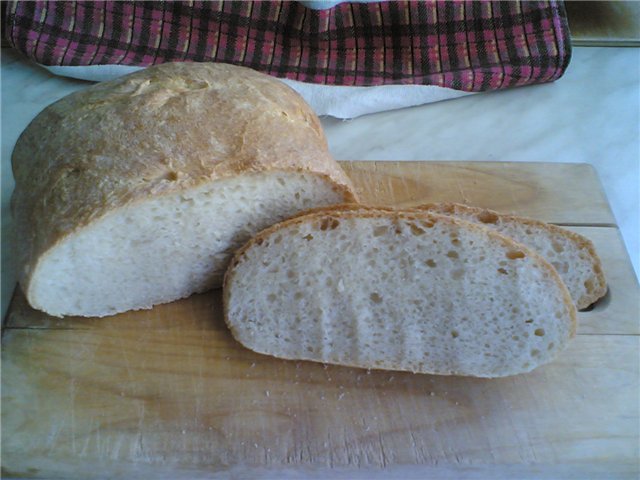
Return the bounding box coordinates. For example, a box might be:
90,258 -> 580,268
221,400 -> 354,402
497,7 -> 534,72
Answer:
417,203 -> 607,309
224,210 -> 577,378
12,62 -> 356,317
28,172 -> 345,317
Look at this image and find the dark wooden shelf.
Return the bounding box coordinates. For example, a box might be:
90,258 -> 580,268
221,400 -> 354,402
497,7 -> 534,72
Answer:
567,1 -> 640,46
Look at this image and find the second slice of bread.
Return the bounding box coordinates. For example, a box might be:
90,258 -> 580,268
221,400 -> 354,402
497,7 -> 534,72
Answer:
417,203 -> 606,309
224,209 -> 577,377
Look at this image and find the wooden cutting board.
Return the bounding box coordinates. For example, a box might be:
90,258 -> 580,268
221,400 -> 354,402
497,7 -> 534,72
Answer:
2,162 -> 638,479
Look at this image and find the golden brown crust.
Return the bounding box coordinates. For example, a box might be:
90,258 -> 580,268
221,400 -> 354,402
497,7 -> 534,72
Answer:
12,62 -> 357,295
416,202 -> 607,309
223,207 -> 578,348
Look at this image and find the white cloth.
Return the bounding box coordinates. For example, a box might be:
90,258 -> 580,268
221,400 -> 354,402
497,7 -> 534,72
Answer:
299,0 -> 387,10
43,64 -> 473,119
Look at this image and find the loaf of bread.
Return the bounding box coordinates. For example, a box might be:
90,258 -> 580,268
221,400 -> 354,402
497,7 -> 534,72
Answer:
224,209 -> 577,377
11,62 -> 356,317
417,203 -> 606,309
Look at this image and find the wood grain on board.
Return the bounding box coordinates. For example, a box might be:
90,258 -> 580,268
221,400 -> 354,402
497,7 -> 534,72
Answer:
2,162 -> 638,479
2,330 -> 638,477
340,161 -> 615,225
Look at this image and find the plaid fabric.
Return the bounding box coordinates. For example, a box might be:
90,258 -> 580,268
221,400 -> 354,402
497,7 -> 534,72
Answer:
4,1 -> 571,90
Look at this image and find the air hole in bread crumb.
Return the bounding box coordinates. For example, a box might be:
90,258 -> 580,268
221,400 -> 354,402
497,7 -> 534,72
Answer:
410,223 -> 426,236
425,259 -> 437,268
267,294 -> 277,303
370,293 -> 383,304
303,234 -> 314,241
320,217 -> 340,230
555,311 -> 563,319
451,269 -> 464,280
534,328 -> 545,337
373,226 -> 387,237
451,238 -> 461,246
166,171 -> 179,181
446,250 -> 459,259
547,342 -> 555,350
497,268 -> 508,275
525,319 -> 534,324
294,292 -> 303,300
274,235 -> 283,244
552,241 -> 564,253
531,349 -> 540,357
477,211 -> 499,224
506,250 -> 525,260
451,330 -> 459,338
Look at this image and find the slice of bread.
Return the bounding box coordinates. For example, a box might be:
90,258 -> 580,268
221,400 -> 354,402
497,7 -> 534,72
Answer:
417,203 -> 606,309
284,202 -> 606,309
12,62 -> 356,317
224,209 -> 577,377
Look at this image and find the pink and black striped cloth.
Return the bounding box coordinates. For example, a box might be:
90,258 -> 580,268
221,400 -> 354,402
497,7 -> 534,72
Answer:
3,0 -> 571,91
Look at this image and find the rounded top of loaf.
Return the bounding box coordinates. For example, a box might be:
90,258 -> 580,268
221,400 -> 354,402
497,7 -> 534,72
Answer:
12,62 -> 355,286
13,61 -> 352,191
